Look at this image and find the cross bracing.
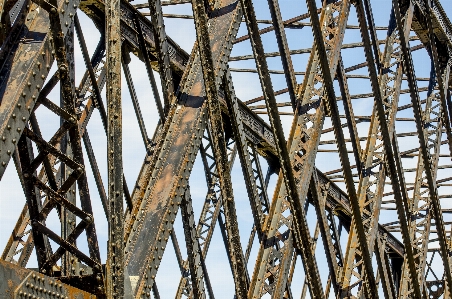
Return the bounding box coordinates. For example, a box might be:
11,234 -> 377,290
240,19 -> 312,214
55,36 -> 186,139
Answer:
0,0 -> 451,298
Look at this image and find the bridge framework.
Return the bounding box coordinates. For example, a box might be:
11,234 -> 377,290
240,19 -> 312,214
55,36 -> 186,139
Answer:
0,0 -> 451,298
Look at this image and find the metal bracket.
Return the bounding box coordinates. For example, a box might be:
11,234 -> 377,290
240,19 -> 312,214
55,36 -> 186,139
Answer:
7,263 -> 96,298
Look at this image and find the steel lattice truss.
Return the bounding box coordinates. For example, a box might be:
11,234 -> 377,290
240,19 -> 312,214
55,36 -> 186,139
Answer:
0,0 -> 451,298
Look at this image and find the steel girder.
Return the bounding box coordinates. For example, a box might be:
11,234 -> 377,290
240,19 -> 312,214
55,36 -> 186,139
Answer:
0,0 -> 451,298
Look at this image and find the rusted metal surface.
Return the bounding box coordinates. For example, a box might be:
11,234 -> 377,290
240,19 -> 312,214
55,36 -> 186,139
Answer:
0,0 -> 452,298
105,0 -> 123,293
122,1 -> 243,297
0,259 -> 96,299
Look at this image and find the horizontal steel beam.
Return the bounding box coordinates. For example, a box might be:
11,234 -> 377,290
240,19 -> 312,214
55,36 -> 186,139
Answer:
76,0 -> 406,260
0,259 -> 96,298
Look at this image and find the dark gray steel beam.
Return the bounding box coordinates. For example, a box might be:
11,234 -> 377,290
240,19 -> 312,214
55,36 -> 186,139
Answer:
240,0 -> 327,296
266,0 -> 297,109
180,187 -> 206,299
145,0 -> 174,109
306,1 -> 378,297
134,15 -> 165,121
310,172 -> 344,297
105,0 -> 124,294
122,1 -> 243,297
190,0 -> 248,296
354,1 -> 423,297
0,0 -> 79,180
393,0 -> 452,292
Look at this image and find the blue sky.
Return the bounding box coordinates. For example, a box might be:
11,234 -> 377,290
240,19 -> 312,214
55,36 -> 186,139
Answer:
0,0 -> 451,298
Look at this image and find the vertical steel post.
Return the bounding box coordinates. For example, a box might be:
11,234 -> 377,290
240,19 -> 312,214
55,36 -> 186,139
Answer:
190,0 -> 249,297
106,0 -> 123,294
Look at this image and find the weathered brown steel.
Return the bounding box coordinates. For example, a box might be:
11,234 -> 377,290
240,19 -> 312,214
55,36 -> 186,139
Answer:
0,0 -> 451,298
105,0 -> 123,293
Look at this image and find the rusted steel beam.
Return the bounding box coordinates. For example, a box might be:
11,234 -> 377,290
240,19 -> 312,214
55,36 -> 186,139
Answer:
134,14 -> 164,121
337,2 -> 415,297
13,0 -> 106,290
413,0 -> 452,54
299,222 -> 320,299
337,58 -> 362,170
122,52 -> 152,150
241,0 -> 335,297
145,0 -> 174,109
1,7 -> 106,272
17,134 -> 53,272
82,130 -> 109,219
7,1 -> 448,298
175,131 -> 237,299
398,59 -> 446,299
393,0 -> 452,294
122,1 -> 243,297
310,172 -> 344,297
0,0 -> 78,180
55,0 -> 104,288
374,235 -> 397,299
222,68 -> 296,298
0,259 -> 97,298
74,14 -> 108,132
222,69 -> 270,244
424,0 -> 452,164
105,0 -> 123,293
266,0 -> 297,109
180,187 -> 207,299
307,0 -> 383,296
228,36 -> 420,62
354,0 -> 424,297
190,0 -> 248,296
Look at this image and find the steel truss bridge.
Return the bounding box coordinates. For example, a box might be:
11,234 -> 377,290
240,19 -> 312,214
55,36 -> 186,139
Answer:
0,0 -> 451,298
